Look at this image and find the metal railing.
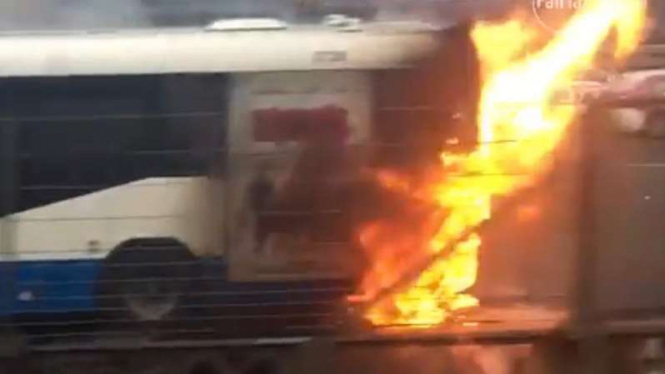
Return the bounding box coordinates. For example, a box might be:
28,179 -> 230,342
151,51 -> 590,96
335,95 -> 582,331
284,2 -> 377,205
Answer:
2,100 -> 665,352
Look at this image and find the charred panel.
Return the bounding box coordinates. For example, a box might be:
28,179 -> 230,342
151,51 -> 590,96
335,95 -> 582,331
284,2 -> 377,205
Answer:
372,23 -> 480,172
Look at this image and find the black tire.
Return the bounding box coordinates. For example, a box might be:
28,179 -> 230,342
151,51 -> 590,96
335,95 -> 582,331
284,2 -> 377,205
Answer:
95,238 -> 199,326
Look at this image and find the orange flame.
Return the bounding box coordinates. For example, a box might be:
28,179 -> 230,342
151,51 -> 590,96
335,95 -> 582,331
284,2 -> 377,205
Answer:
355,0 -> 647,326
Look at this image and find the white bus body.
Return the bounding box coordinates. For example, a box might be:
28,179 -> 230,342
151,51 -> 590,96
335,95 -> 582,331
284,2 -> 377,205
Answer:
0,23 -> 438,317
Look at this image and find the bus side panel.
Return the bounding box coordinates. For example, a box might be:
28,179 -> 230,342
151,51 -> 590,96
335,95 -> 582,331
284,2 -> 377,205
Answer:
0,74 -> 228,316
0,259 -> 100,316
226,71 -> 372,282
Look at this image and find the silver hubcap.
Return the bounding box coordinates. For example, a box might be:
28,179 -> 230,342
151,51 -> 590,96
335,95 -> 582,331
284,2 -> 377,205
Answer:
124,279 -> 179,321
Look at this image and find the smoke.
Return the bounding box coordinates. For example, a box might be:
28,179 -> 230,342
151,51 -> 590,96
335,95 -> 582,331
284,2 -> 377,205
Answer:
0,0 -> 519,31
0,0 -> 151,30
374,0 -> 514,23
0,0 -> 299,31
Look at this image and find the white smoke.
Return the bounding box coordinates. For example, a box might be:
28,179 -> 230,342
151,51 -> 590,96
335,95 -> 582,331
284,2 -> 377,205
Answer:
0,0 -> 518,32
0,0 -> 150,31
374,0 -> 514,24
0,0 -> 299,31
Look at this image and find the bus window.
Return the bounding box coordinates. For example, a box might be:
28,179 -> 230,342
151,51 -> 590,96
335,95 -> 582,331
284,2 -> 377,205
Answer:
11,74 -> 227,213
0,83 -> 16,218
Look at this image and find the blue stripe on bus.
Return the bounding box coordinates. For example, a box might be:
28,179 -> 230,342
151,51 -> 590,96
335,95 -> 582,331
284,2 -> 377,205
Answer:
0,259 -> 101,315
0,257 -> 354,317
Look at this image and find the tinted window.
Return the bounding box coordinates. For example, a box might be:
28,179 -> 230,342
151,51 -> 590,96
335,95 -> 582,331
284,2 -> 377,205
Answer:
8,74 -> 227,212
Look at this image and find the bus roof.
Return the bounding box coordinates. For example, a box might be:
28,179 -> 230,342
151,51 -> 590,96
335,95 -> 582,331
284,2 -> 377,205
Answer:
0,22 -> 440,77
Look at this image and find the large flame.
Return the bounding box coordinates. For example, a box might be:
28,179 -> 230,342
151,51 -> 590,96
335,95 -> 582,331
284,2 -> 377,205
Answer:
355,0 -> 647,326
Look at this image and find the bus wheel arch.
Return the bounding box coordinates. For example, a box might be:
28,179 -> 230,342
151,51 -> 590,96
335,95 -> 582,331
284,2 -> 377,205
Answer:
95,237 -> 199,323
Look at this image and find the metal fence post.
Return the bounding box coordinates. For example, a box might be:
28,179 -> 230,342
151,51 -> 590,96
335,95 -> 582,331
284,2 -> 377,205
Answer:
573,107 -> 610,374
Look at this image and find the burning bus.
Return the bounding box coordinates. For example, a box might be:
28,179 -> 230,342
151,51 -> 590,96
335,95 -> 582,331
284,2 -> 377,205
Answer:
0,19 -> 453,333
1,2 -> 664,370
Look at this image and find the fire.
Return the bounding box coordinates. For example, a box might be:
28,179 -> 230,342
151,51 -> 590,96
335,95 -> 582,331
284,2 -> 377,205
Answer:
354,0 -> 646,326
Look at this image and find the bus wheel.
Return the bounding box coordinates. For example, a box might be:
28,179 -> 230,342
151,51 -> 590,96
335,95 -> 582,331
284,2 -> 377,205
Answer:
96,238 -> 198,324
